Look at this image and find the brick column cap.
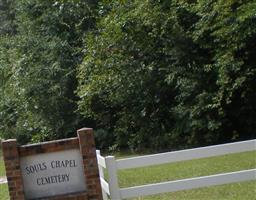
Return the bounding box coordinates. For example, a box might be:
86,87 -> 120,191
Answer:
77,128 -> 93,132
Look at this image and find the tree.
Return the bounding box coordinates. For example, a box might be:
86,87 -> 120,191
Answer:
0,0 -> 98,143
0,0 -> 16,35
77,0 -> 195,150
190,0 -> 256,142
77,0 -> 256,151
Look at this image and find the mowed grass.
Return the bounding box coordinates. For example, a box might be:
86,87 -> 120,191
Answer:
127,181 -> 256,200
0,184 -> 9,200
116,151 -> 256,200
0,149 -> 6,177
0,150 -> 255,199
0,149 -> 9,200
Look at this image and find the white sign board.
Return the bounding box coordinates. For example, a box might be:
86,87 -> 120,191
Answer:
20,149 -> 86,199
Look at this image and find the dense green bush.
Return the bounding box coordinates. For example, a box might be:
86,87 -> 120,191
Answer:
77,0 -> 256,151
0,0 -> 98,143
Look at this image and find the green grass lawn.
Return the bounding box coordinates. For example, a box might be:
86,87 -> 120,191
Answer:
0,149 -> 8,200
128,181 -> 256,200
116,151 -> 256,200
0,184 -> 9,200
0,150 -> 255,200
0,149 -> 6,177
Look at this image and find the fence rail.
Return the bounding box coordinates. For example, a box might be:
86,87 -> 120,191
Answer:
116,140 -> 256,170
96,150 -> 109,200
97,139 -> 256,200
120,169 -> 256,199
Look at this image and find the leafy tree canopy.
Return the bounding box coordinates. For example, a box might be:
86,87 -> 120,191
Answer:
0,0 -> 255,151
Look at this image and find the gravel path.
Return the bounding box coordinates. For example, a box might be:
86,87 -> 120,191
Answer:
0,176 -> 7,184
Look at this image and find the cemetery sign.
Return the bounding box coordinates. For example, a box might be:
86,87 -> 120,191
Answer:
2,128 -> 103,200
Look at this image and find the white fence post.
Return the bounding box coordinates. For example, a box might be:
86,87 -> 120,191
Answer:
101,140 -> 256,199
96,150 -> 108,200
105,156 -> 121,200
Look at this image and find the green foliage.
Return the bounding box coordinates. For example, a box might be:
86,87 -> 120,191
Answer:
184,0 -> 256,143
0,0 -> 16,35
0,0 -> 255,150
0,0 -> 98,143
78,1 -> 183,150
77,0 -> 256,151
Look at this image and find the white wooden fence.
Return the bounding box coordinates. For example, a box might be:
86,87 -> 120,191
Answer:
96,139 -> 256,200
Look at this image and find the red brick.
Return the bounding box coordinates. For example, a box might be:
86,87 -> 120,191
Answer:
3,128 -> 102,200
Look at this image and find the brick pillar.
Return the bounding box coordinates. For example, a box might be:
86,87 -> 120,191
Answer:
2,139 -> 25,200
77,128 -> 103,200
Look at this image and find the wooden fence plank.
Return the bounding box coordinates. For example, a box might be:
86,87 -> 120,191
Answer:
117,140 -> 256,170
105,156 -> 121,200
96,150 -> 108,200
120,169 -> 256,199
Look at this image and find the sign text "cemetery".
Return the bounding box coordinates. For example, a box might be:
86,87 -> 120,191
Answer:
20,149 -> 86,199
25,159 -> 77,185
